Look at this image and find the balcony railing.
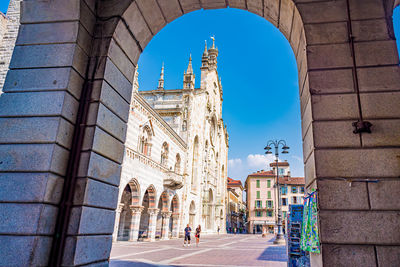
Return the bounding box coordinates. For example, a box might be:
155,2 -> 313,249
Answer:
163,170 -> 184,189
126,147 -> 183,189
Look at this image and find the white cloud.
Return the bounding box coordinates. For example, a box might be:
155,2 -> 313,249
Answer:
291,155 -> 303,162
246,154 -> 276,170
228,158 -> 242,167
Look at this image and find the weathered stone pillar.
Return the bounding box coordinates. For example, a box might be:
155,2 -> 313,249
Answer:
171,213 -> 180,238
161,212 -> 172,240
147,208 -> 159,242
112,204 -> 124,242
128,206 -> 143,242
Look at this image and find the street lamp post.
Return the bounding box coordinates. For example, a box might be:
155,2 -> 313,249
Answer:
264,140 -> 289,245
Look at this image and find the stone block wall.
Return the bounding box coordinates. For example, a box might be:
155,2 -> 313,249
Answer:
0,13 -> 7,41
0,0 -> 21,93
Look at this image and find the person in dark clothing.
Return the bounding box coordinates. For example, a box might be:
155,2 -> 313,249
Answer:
195,225 -> 201,247
183,224 -> 191,247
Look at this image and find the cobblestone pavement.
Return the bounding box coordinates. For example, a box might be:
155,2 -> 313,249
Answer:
110,234 -> 287,267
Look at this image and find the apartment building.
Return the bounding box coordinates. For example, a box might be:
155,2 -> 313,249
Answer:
246,161 -> 305,234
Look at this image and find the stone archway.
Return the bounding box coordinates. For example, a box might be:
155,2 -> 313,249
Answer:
156,191 -> 170,240
138,185 -> 157,241
1,0 -> 400,266
169,194 -> 180,238
113,178 -> 141,241
116,184 -> 133,241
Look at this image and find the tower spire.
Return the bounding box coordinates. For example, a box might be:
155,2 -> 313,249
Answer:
186,54 -> 193,74
201,40 -> 209,71
211,36 -> 215,49
157,62 -> 164,90
208,36 -> 218,70
183,54 -> 195,89
203,40 -> 208,56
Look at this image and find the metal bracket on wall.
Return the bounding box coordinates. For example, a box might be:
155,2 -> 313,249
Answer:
345,0 -> 373,135
352,120 -> 373,134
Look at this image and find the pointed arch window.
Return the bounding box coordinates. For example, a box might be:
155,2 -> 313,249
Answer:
161,142 -> 169,167
139,125 -> 152,156
182,120 -> 187,131
191,136 -> 199,190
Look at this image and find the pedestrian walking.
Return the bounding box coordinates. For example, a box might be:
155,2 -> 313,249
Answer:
217,226 -> 220,235
195,225 -> 201,247
183,224 -> 191,247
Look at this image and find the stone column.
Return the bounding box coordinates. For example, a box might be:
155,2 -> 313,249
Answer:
161,212 -> 172,240
128,205 -> 144,242
147,208 -> 159,242
171,213 -> 180,238
112,204 -> 124,242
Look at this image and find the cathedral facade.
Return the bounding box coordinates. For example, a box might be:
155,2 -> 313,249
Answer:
114,39 -> 229,241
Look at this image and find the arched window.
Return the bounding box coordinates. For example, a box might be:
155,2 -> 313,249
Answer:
191,136 -> 199,190
210,116 -> 217,145
219,165 -> 225,195
182,120 -> 187,131
161,142 -> 169,166
174,153 -> 181,173
215,152 -> 219,177
139,126 -> 152,156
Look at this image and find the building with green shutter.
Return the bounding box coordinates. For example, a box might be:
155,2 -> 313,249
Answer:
245,161 -> 305,235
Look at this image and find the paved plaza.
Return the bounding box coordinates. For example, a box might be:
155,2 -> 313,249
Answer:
110,234 -> 287,267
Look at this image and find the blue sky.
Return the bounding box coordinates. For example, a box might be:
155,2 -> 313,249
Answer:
1,2 -> 400,185
138,8 -> 303,183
